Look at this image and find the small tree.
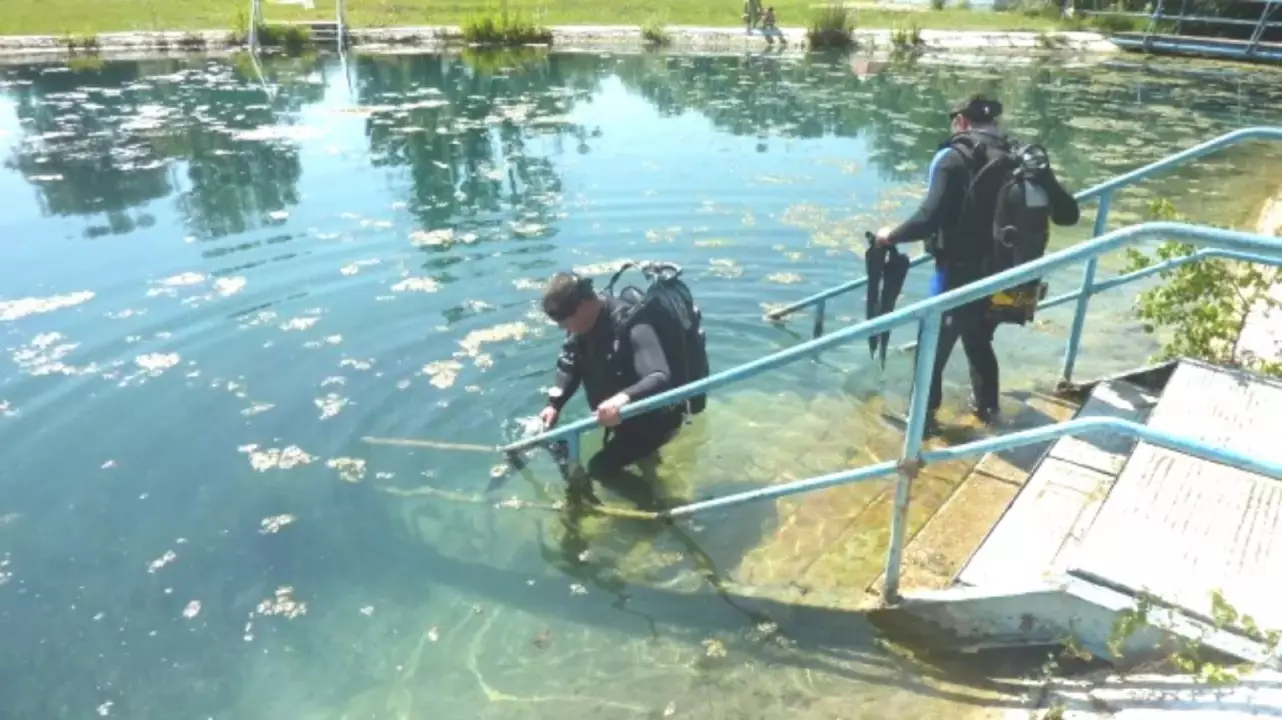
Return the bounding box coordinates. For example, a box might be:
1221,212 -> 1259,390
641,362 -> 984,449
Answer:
1124,198 -> 1282,376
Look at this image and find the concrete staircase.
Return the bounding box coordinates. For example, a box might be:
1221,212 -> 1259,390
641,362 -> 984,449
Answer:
868,359 -> 1282,667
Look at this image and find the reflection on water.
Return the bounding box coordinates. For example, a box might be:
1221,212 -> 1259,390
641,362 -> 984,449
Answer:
2,49 -> 1282,719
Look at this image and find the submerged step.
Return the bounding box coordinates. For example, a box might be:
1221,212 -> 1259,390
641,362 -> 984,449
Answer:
866,390 -> 1080,595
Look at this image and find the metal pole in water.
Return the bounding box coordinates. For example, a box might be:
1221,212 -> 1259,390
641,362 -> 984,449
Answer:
248,0 -> 260,50
813,298 -> 826,339
882,310 -> 942,604
1061,191 -> 1111,387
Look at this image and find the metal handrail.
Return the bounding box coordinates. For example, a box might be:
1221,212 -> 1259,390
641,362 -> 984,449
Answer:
1039,247 -> 1282,311
765,126 -> 1282,323
658,416 -> 1282,519
508,222 -> 1282,602
764,126 -> 1282,386
505,221 -> 1282,455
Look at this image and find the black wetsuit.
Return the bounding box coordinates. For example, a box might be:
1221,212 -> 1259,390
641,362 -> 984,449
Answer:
548,297 -> 682,501
887,129 -> 1079,420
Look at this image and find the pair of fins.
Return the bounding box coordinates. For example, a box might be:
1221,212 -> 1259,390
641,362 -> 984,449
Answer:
864,232 -> 910,369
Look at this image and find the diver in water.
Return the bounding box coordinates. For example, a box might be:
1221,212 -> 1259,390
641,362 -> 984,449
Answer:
537,271 -> 692,508
874,94 -> 1079,434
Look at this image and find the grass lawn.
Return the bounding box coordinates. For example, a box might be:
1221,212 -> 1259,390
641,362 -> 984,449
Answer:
0,0 -> 1066,37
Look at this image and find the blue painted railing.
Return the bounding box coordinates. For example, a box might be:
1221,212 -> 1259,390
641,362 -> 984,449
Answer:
766,126 -> 1282,388
506,222 -> 1282,602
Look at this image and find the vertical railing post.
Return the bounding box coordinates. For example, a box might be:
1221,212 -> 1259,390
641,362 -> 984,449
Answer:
337,0 -> 347,47
1246,0 -> 1277,54
813,298 -> 826,339
882,310 -> 942,604
248,0 -> 260,50
1061,191 -> 1112,388
566,429 -> 582,470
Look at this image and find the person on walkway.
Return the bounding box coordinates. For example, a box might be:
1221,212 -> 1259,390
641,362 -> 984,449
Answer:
744,0 -> 762,32
874,94 -> 1080,434
538,272 -> 686,507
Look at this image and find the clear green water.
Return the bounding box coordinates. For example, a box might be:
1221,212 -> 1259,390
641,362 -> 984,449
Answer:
2,49 -> 1282,719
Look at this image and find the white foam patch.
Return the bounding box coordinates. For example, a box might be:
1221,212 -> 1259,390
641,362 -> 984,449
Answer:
0,291 -> 95,321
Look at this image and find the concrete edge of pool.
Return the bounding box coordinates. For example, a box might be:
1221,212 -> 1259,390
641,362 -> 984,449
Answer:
0,25 -> 1120,62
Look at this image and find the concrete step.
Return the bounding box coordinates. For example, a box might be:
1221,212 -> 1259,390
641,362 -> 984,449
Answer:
956,379 -> 1158,589
865,390 -> 1080,596
1065,359 -> 1282,637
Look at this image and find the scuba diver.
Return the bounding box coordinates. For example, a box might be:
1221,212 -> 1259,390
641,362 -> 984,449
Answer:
538,264 -> 709,508
873,94 -> 1080,435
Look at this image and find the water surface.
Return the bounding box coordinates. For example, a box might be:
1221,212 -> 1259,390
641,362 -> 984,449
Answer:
2,49 -> 1282,719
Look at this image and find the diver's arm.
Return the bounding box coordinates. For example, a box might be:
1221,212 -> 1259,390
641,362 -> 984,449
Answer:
620,323 -> 672,401
546,338 -> 582,412
886,150 -> 967,245
1044,170 -> 1081,227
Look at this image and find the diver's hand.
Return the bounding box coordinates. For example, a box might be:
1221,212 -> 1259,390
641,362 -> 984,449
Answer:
595,393 -> 630,428
874,226 -> 894,247
538,405 -> 560,429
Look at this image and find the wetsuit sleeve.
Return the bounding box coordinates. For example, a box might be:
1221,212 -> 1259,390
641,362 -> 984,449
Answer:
1044,170 -> 1081,227
621,322 -> 671,401
886,148 -> 968,245
547,337 -> 581,411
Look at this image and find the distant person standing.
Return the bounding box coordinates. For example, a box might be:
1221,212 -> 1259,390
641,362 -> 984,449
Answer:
760,6 -> 786,44
743,0 -> 761,32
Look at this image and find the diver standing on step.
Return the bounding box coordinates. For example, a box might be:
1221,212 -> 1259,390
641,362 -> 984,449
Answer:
537,267 -> 709,508
873,94 -> 1080,435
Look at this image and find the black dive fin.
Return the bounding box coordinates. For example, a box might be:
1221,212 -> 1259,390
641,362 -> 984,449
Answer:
864,234 -> 886,358
876,247 -> 911,369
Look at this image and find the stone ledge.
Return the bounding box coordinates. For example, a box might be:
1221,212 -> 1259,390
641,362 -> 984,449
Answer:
0,24 -> 1119,58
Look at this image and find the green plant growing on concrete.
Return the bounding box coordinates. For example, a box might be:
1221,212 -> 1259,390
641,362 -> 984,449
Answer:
462,8 -> 554,46
64,33 -> 99,54
1106,589 -> 1156,660
641,16 -> 672,47
807,4 -> 857,49
258,24 -> 313,54
890,21 -> 923,49
1124,198 -> 1282,377
1103,586 -> 1281,688
929,0 -> 946,10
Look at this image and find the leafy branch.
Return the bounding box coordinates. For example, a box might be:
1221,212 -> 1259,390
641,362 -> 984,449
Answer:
1103,587 -> 1281,688
1123,198 -> 1282,377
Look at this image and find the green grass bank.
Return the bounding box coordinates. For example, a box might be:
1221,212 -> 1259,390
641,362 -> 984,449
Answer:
2,0 -> 1079,37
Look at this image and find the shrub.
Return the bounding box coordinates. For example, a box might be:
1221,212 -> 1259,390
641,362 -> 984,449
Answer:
807,4 -> 857,50
461,10 -> 553,46
890,22 -> 923,49
258,24 -> 313,54
641,16 -> 671,47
